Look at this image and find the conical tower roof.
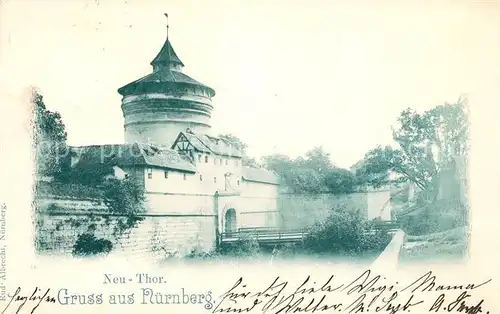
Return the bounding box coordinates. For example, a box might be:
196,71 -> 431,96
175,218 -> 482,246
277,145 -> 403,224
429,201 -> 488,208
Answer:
117,36 -> 215,97
150,38 -> 184,68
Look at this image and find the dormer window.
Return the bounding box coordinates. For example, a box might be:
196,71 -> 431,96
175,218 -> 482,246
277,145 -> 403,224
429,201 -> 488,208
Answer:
147,168 -> 153,179
198,155 -> 202,163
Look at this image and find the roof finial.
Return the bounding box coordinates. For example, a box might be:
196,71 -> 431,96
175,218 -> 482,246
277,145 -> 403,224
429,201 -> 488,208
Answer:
164,13 -> 169,39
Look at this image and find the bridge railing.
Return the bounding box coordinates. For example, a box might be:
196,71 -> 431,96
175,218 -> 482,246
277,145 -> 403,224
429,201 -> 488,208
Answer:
220,222 -> 401,243
220,227 -> 309,242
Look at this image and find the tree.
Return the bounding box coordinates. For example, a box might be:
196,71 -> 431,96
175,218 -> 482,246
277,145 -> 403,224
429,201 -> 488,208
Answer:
261,154 -> 293,178
262,147 -> 354,194
218,133 -> 260,167
288,167 -> 326,193
32,89 -> 69,178
262,151 -> 327,193
304,146 -> 334,175
33,90 -> 67,143
358,97 -> 469,197
324,168 -> 356,194
354,146 -> 398,188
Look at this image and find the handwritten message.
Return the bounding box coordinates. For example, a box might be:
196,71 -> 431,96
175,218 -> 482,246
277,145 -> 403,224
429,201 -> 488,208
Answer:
1,270 -> 491,314
213,270 -> 492,314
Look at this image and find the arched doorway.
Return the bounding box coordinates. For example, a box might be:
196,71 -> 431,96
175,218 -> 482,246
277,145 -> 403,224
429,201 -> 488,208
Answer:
224,208 -> 237,233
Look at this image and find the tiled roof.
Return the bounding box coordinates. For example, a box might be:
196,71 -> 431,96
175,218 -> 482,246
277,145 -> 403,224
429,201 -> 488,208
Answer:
180,132 -> 243,158
117,70 -> 215,96
242,166 -> 279,185
137,145 -> 196,172
182,132 -> 211,153
73,144 -> 136,166
72,143 -> 196,173
150,39 -> 184,67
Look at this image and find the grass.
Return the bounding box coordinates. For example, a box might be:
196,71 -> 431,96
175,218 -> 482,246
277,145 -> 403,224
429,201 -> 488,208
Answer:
405,226 -> 467,243
399,227 -> 468,262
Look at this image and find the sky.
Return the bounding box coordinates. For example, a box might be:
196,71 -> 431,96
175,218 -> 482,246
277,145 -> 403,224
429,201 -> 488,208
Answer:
1,0 -> 498,168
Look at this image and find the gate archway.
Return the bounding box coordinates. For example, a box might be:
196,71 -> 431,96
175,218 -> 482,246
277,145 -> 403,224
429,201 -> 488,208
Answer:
224,208 -> 237,233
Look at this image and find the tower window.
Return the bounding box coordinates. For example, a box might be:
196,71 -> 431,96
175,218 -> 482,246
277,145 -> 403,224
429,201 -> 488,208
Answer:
200,174 -> 203,181
214,177 -> 217,183
147,168 -> 153,179
225,159 -> 228,166
237,180 -> 240,186
183,173 -> 187,180
164,171 -> 169,179
214,158 -> 217,165
219,158 -> 223,165
198,155 -> 202,163
205,156 -> 208,163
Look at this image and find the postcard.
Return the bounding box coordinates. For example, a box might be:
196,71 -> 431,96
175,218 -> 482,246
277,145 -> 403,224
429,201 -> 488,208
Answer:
0,1 -> 499,313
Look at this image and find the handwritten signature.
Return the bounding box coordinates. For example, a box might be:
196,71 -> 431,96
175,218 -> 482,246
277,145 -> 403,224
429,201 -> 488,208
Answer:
212,270 -> 492,314
1,287 -> 56,314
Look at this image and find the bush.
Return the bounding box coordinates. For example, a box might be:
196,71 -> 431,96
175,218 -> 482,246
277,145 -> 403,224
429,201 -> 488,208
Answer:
112,216 -> 145,237
304,210 -> 392,256
184,249 -> 220,260
271,243 -> 301,258
102,177 -> 145,215
220,233 -> 262,257
236,234 -> 261,255
72,233 -> 113,256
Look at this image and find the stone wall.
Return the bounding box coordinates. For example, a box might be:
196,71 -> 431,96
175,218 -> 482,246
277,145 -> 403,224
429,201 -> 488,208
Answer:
277,191 -> 392,229
35,211 -> 216,259
35,190 -> 392,258
35,196 -> 217,260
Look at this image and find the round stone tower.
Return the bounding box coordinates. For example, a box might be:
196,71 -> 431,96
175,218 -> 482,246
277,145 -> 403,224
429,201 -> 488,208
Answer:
118,27 -> 216,148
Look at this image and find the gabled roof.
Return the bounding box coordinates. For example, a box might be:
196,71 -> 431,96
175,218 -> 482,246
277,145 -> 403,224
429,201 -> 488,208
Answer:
173,132 -> 243,158
242,166 -> 279,185
72,143 -> 196,173
138,145 -> 196,173
151,39 -> 184,67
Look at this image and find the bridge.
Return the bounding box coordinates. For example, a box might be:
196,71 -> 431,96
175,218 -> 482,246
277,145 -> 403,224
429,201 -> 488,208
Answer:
220,221 -> 400,248
220,227 -> 309,247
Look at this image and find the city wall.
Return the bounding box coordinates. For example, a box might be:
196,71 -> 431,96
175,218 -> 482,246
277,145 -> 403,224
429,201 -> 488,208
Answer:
35,190 -> 391,258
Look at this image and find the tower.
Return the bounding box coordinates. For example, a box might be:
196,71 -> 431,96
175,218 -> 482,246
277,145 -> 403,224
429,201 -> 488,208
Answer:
118,17 -> 216,148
